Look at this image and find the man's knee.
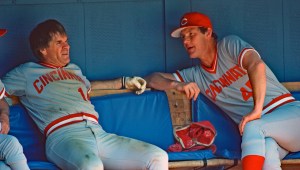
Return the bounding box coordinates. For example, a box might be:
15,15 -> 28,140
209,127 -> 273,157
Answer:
152,149 -> 168,162
77,160 -> 103,170
63,157 -> 104,170
73,153 -> 104,170
147,148 -> 168,169
1,135 -> 23,155
0,135 -> 28,168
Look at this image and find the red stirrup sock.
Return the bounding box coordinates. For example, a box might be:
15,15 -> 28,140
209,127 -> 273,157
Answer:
242,155 -> 265,170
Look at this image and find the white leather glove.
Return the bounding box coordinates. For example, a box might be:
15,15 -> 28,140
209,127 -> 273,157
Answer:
124,76 -> 146,95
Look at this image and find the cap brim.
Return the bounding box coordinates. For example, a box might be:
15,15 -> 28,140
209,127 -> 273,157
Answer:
0,29 -> 7,37
171,26 -> 196,38
171,27 -> 185,38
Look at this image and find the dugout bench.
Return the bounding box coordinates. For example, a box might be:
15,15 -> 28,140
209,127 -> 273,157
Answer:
6,82 -> 300,170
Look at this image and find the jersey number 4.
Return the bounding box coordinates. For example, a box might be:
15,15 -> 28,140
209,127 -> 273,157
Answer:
78,87 -> 89,101
240,80 -> 253,101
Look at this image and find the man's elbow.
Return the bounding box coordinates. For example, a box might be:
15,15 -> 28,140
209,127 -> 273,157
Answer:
144,72 -> 160,87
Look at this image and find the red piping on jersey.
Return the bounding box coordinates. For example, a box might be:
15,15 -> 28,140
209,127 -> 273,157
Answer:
263,93 -> 295,114
175,71 -> 185,82
4,91 -> 9,97
0,88 -> 5,99
44,112 -> 98,137
38,62 -> 64,69
238,48 -> 253,69
201,45 -> 218,74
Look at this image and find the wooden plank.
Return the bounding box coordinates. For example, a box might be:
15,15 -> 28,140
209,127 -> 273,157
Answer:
89,89 -> 133,97
169,159 -> 300,169
90,88 -> 152,97
169,159 -> 240,169
282,82 -> 300,92
282,159 -> 300,164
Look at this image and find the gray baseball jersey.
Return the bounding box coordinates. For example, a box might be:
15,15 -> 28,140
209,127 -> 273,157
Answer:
2,62 -> 98,135
174,35 -> 294,123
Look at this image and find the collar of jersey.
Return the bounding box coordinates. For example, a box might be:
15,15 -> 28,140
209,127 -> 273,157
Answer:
38,62 -> 65,69
201,45 -> 218,74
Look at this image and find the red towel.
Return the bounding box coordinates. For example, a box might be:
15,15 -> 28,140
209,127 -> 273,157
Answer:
168,121 -> 217,153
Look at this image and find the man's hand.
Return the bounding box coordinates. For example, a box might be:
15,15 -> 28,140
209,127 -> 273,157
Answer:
0,98 -> 10,134
0,120 -> 9,134
175,82 -> 200,101
125,76 -> 147,95
239,110 -> 261,135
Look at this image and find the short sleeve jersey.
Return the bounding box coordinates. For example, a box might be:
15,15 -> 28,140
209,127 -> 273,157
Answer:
174,35 -> 293,123
2,62 -> 98,132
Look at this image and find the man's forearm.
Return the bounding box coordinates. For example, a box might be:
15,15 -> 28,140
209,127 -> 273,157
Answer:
248,61 -> 266,112
145,72 -> 177,90
0,99 -> 9,127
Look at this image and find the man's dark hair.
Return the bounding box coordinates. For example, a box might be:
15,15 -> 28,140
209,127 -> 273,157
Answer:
29,19 -> 67,58
199,27 -> 218,40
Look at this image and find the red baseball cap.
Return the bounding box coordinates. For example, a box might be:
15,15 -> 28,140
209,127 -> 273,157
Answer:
171,12 -> 213,38
0,29 -> 7,37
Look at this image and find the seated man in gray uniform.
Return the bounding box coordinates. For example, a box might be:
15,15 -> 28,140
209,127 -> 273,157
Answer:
145,12 -> 300,170
2,20 -> 168,170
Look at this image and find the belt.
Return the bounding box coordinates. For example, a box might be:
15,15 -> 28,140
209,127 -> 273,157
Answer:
44,112 -> 98,137
263,93 -> 295,114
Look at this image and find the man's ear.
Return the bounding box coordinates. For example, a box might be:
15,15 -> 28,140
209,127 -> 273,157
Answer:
205,28 -> 213,38
40,48 -> 47,56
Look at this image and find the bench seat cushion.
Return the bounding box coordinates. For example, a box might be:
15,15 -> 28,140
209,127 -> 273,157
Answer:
92,91 -> 174,150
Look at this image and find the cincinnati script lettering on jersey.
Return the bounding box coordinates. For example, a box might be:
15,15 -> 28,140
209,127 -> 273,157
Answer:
33,68 -> 85,94
205,65 -> 247,101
